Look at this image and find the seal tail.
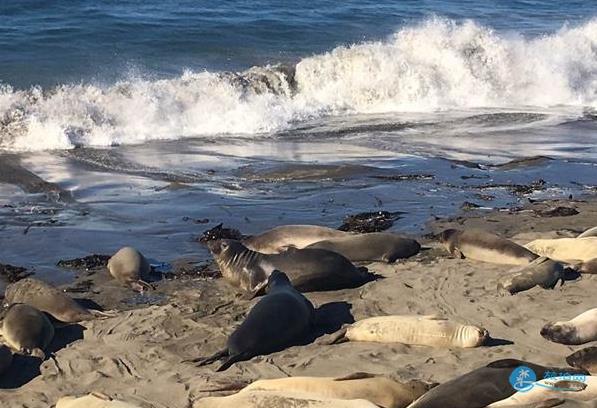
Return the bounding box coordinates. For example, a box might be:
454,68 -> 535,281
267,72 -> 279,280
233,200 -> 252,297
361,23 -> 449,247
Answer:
185,349 -> 229,366
216,352 -> 252,372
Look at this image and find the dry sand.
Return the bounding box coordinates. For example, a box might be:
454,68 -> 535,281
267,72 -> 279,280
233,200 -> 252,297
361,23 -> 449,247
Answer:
2,198 -> 597,407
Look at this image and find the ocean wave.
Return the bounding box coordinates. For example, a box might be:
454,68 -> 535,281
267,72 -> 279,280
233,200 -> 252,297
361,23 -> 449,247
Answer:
1,17 -> 597,151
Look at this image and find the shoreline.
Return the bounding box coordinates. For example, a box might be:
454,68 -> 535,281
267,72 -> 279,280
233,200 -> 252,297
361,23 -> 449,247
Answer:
2,196 -> 597,407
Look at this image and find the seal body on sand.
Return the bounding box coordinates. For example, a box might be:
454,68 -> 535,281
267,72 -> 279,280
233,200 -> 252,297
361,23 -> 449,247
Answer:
525,237 -> 597,262
191,271 -> 314,371
567,347 -> 597,374
0,303 -> 54,359
438,229 -> 538,265
328,315 -> 488,348
497,257 -> 565,295
195,390 -> 379,408
4,277 -> 108,323
242,225 -> 350,254
578,226 -> 597,238
541,308 -> 597,345
239,373 -> 436,408
306,233 -> 420,263
0,344 -> 13,376
107,246 -> 152,291
56,393 -> 142,408
487,376 -> 596,406
207,239 -> 371,296
407,359 -> 588,408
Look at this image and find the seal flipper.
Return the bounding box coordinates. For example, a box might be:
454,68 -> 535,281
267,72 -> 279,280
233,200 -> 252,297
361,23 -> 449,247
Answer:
89,309 -> 118,319
316,327 -> 349,345
216,352 -> 253,372
131,280 -> 155,292
551,380 -> 587,392
186,348 -> 229,366
333,372 -> 377,381
534,399 -> 565,408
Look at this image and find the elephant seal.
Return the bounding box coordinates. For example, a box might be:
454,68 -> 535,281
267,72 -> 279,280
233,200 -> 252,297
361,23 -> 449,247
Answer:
195,390 -> 379,408
207,239 -> 372,296
407,359 -> 589,408
242,225 -> 350,254
107,246 -> 153,291
0,303 -> 54,359
306,233 -> 420,263
578,258 -> 597,274
189,271 -> 314,371
567,347 -> 597,374
0,344 -> 13,376
578,226 -> 597,238
497,257 -> 565,295
56,393 -> 142,408
239,373 -> 436,408
438,229 -> 538,265
541,308 -> 597,345
487,376 -> 596,406
525,237 -> 597,262
4,277 -> 113,323
325,315 -> 488,348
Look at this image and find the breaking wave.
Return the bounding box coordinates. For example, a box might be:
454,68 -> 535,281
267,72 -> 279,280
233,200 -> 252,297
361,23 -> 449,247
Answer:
1,17 -> 597,151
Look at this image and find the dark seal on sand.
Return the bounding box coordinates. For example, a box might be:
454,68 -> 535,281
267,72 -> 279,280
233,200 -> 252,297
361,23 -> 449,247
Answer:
189,270 -> 314,371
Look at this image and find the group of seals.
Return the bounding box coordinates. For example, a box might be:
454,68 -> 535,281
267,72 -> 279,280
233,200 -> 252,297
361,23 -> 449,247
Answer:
324,315 -> 488,349
190,270 -> 314,371
207,239 -> 372,297
541,308 -> 597,345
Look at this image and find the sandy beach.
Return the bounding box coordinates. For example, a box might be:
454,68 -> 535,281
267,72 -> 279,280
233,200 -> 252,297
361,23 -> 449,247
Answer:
1,195 -> 596,407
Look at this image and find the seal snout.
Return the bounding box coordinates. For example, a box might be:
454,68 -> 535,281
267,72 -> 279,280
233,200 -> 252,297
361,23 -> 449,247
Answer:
541,323 -> 578,344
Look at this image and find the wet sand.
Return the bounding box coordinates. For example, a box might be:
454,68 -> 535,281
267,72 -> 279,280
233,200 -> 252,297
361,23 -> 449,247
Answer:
2,196 -> 597,407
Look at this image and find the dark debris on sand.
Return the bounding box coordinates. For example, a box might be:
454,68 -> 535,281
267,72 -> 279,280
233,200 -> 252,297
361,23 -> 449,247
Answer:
164,260 -> 221,280
0,263 -> 33,283
478,179 -> 546,195
198,223 -> 246,244
338,211 -> 403,233
372,174 -> 434,181
57,254 -> 111,271
534,206 -> 579,217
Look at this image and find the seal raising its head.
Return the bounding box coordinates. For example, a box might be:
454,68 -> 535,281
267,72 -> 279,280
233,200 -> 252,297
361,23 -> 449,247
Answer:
0,303 -> 54,359
207,239 -> 372,296
107,246 -> 153,291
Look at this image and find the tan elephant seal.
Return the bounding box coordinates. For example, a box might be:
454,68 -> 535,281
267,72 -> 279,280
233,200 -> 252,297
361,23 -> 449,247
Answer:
0,303 -> 54,359
325,315 -> 488,348
0,344 -> 13,376
524,237 -> 597,262
497,257 -> 565,295
567,347 -> 597,374
306,233 -> 420,263
207,239 -> 372,296
242,225 -> 351,254
195,390 -> 379,408
4,277 -> 113,323
487,376 -> 596,406
107,246 -> 153,291
56,392 -> 142,408
578,226 -> 597,238
438,229 -> 538,265
239,373 -> 436,408
541,308 -> 597,345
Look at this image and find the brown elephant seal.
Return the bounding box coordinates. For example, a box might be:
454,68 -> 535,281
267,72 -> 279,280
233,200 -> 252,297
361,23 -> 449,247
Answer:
195,390 -> 380,408
525,237 -> 597,263
497,257 -> 565,295
325,315 -> 487,348
189,271 -> 314,371
56,392 -> 142,408
487,376 -> 597,406
0,344 -> 13,376
541,308 -> 597,345
578,226 -> 597,238
107,246 -> 153,291
4,277 -> 113,323
306,233 -> 420,263
567,347 -> 597,374
438,229 -> 538,265
208,239 -> 372,296
0,303 -> 54,359
407,359 -> 589,408
239,373 -> 436,408
242,225 -> 350,254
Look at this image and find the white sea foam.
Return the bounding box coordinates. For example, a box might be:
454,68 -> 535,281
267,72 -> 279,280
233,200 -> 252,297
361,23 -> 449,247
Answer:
1,17 -> 597,151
